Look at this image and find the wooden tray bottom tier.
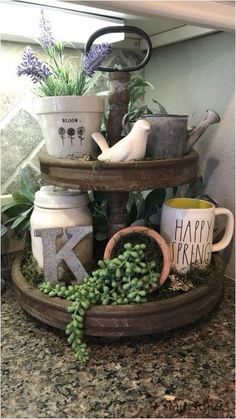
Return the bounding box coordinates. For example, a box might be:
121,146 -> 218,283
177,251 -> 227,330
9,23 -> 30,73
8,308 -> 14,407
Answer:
12,255 -> 224,338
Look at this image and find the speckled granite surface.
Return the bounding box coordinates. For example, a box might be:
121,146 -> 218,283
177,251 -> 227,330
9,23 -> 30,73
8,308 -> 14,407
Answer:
1,278 -> 235,418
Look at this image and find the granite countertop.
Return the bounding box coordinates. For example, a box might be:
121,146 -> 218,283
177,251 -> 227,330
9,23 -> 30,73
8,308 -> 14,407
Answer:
1,278 -> 235,418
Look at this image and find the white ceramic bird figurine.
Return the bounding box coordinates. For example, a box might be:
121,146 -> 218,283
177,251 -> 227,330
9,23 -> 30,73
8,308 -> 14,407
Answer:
92,119 -> 150,162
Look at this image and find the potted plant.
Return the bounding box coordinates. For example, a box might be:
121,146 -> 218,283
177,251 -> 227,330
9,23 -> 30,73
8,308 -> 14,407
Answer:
17,11 -> 111,159
103,226 -> 171,285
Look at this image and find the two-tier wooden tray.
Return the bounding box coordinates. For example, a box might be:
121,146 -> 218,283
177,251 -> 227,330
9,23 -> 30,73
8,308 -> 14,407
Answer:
11,65 -> 224,339
11,150 -> 224,337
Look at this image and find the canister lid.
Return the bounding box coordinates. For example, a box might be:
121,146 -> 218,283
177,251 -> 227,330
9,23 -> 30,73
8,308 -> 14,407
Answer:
34,186 -> 89,209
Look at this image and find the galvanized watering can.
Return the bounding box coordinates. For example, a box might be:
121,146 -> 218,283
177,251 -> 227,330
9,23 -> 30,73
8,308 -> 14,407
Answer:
122,109 -> 220,159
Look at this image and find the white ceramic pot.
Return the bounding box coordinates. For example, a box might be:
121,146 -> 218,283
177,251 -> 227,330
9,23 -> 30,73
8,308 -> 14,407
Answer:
30,186 -> 93,274
35,96 -> 104,159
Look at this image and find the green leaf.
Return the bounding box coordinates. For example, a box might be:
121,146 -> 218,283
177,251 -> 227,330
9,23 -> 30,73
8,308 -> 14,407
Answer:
1,202 -> 18,213
149,213 -> 161,227
18,169 -> 36,202
4,216 -> 19,225
95,232 -> 108,241
11,214 -> 29,230
172,186 -> 178,197
152,99 -> 168,114
20,207 -> 33,218
92,191 -> 108,204
129,75 -> 153,90
144,189 -> 166,215
128,75 -> 154,110
93,215 -> 108,233
129,86 -> 146,105
129,192 -> 145,220
1,203 -> 32,218
14,217 -> 30,234
185,176 -> 205,198
136,200 -> 145,219
127,201 -> 137,226
12,192 -> 32,204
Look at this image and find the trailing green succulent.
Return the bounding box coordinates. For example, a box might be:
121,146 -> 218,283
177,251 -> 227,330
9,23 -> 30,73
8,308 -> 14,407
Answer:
39,242 -> 160,363
1,169 -> 40,239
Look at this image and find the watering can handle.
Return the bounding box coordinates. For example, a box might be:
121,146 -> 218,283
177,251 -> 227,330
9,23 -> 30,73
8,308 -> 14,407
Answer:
85,26 -> 152,72
122,112 -> 132,135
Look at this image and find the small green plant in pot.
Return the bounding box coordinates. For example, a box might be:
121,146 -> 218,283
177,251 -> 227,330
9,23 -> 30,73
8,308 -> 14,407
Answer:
17,11 -> 111,159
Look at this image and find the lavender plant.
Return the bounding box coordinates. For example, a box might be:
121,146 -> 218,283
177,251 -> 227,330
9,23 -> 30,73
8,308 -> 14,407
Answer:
17,10 -> 111,96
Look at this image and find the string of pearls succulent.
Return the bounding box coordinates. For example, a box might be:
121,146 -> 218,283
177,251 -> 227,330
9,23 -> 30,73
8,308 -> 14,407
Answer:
39,243 -> 160,363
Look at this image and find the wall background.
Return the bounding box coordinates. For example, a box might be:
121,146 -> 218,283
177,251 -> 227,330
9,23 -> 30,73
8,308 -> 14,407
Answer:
145,31 -> 235,278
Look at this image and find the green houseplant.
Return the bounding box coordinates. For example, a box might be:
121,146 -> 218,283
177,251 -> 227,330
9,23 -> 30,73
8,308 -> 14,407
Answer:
17,11 -> 111,160
125,75 -> 168,124
121,74 -> 168,136
1,169 -> 40,242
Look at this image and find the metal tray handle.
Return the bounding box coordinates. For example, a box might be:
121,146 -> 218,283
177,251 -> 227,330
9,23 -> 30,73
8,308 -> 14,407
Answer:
85,25 -> 152,72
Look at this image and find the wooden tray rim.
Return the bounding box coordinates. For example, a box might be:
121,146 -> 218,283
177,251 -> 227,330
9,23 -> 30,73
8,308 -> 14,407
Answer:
39,150 -> 199,170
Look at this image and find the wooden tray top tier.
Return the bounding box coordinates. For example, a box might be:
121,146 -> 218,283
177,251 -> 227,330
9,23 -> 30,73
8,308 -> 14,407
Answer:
39,151 -> 199,191
12,255 -> 223,338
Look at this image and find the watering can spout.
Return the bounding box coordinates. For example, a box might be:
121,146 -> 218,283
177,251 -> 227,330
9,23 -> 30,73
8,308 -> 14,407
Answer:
188,109 -> 220,150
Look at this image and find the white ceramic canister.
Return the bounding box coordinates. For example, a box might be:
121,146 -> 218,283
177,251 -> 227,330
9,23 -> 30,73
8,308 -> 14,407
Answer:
30,186 -> 93,274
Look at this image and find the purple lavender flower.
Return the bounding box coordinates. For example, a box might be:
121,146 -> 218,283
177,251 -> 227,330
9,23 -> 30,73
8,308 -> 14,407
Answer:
83,43 -> 112,77
39,10 -> 55,49
17,46 -> 52,83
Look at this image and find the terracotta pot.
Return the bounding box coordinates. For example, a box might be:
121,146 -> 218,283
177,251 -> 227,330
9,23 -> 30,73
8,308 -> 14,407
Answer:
103,226 -> 171,285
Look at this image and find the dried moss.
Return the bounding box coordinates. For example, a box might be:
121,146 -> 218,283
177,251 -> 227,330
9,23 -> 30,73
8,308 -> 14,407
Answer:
91,160 -> 104,172
149,255 -> 224,301
183,261 -> 218,286
21,252 -> 44,287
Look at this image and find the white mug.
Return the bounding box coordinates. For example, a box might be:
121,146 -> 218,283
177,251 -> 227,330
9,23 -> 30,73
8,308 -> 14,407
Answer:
160,198 -> 234,273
